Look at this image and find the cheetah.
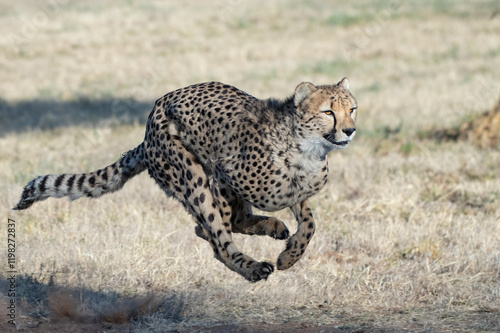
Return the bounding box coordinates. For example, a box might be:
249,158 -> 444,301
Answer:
14,79 -> 358,282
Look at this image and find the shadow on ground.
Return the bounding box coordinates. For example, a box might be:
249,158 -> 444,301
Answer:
1,274 -> 498,332
0,97 -> 154,136
0,273 -> 183,332
0,270 -> 409,333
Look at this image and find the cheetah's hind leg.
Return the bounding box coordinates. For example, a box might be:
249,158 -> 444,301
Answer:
226,191 -> 289,240
232,215 -> 289,240
146,131 -> 273,282
198,215 -> 290,240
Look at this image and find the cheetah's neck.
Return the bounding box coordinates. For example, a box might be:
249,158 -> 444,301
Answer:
278,137 -> 331,177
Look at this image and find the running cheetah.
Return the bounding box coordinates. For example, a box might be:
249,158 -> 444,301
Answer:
14,79 -> 358,282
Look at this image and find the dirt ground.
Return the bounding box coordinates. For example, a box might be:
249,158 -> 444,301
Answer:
1,294 -> 498,332
3,314 -> 498,333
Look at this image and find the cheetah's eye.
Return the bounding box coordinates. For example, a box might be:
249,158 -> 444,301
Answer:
350,107 -> 357,114
323,110 -> 334,116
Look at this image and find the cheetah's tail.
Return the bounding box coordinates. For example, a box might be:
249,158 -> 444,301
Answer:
13,143 -> 146,210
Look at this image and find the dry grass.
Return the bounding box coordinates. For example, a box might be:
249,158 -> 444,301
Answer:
1,0 -> 499,332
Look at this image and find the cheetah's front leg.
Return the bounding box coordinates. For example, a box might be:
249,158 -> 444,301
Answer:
276,200 -> 316,270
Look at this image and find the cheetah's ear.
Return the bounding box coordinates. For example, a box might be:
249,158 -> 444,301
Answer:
294,82 -> 317,106
337,77 -> 350,90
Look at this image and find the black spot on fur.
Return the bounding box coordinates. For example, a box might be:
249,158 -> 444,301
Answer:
101,170 -> 108,181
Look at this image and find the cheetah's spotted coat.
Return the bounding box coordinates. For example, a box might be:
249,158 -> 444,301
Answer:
14,79 -> 358,282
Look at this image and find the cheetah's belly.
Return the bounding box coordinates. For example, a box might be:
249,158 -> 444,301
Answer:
218,159 -> 329,212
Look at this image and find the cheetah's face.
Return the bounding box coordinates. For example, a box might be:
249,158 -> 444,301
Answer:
294,78 -> 357,152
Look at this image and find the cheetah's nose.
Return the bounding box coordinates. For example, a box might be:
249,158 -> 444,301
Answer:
342,128 -> 356,137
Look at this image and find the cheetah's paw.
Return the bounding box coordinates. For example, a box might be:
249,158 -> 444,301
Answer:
248,261 -> 274,282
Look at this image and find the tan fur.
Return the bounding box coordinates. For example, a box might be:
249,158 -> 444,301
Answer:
15,79 -> 358,282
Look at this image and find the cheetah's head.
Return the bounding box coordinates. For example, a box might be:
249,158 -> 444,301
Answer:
294,78 -> 357,155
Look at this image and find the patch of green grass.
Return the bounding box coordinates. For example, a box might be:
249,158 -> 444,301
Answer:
299,59 -> 358,77
359,123 -> 403,140
432,43 -> 461,63
243,67 -> 279,81
358,81 -> 382,94
228,17 -> 256,30
400,140 -> 414,156
324,13 -> 366,27
487,45 -> 500,58
37,86 -> 62,99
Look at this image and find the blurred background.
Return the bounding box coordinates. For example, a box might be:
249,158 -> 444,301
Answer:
1,1 -> 499,332
1,0 -> 499,135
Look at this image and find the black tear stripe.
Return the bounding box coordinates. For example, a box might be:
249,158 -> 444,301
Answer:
332,111 -> 337,133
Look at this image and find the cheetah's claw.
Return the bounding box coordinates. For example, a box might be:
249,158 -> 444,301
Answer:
248,261 -> 274,282
273,228 -> 290,240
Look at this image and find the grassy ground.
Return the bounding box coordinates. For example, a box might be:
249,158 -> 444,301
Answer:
1,0 -> 499,332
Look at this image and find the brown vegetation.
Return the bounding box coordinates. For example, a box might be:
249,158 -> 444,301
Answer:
430,95 -> 500,148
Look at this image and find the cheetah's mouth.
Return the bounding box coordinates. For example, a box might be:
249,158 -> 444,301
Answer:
323,134 -> 348,146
